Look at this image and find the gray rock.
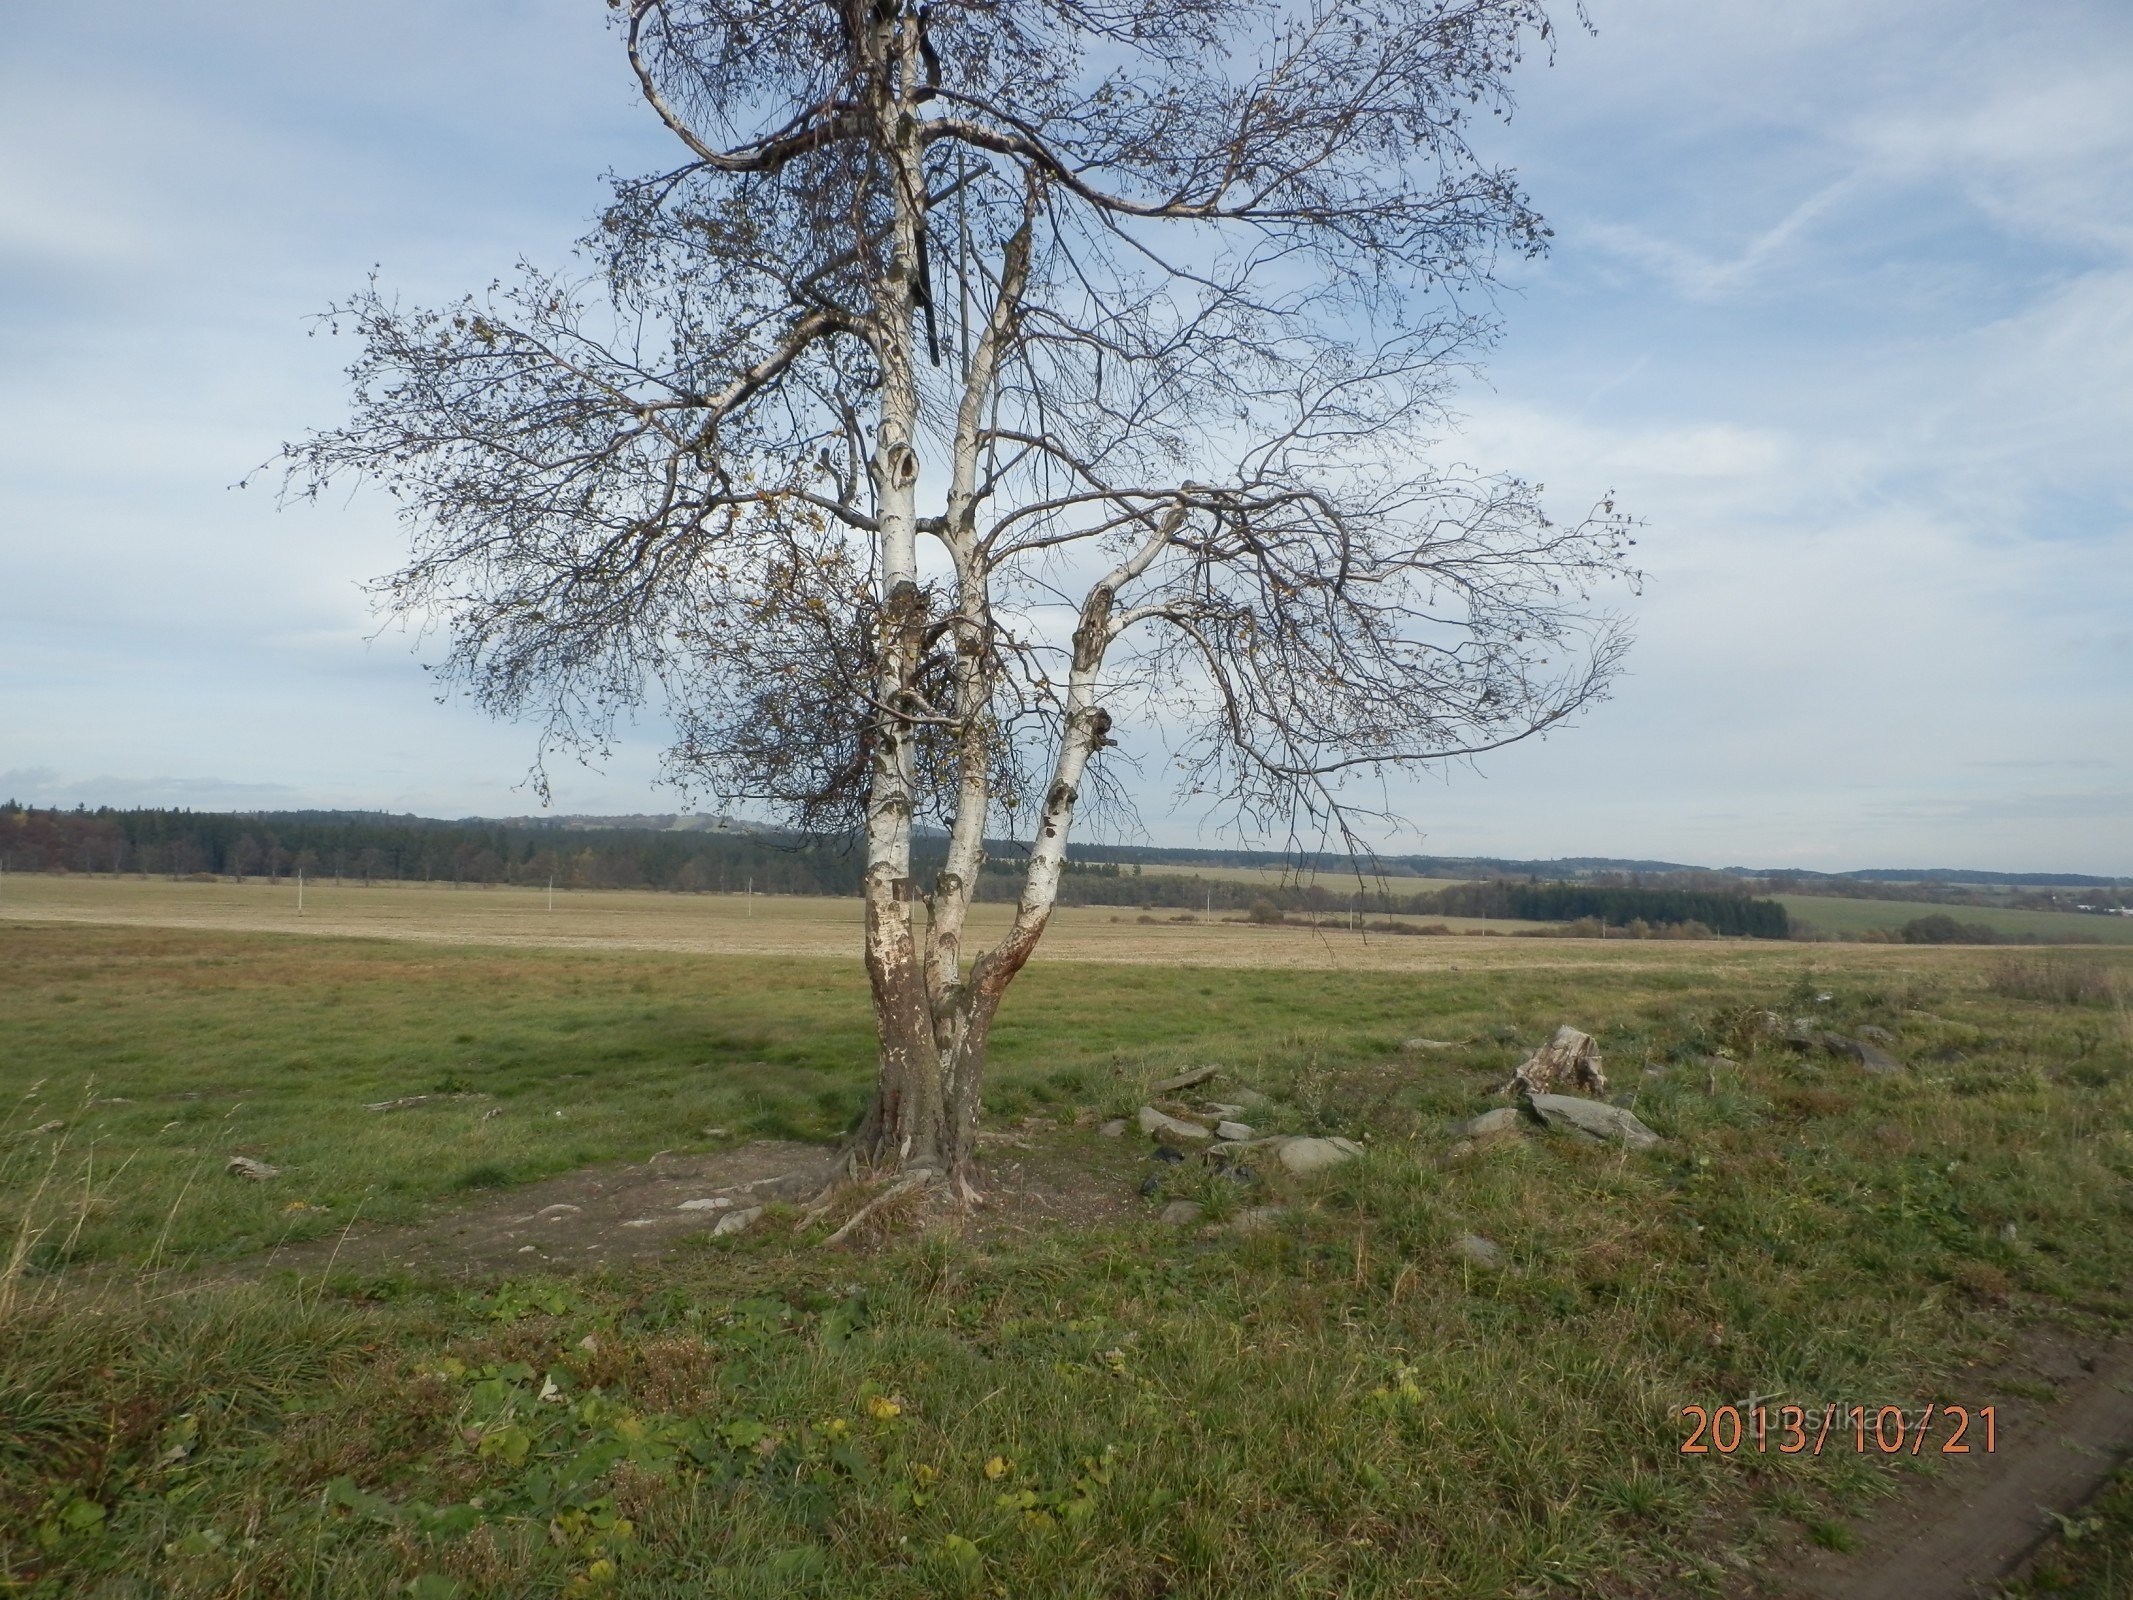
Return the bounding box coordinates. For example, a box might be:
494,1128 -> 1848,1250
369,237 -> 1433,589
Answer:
1098,1118 -> 1129,1138
677,1196 -> 733,1211
1457,1107 -> 1528,1139
1153,1065 -> 1221,1093
1214,1120 -> 1255,1141
537,1203 -> 584,1218
1452,1232 -> 1504,1268
621,1217 -> 659,1228
712,1205 -> 763,1237
1403,1037 -> 1459,1050
1159,1200 -> 1204,1226
1203,1102 -> 1250,1118
1820,1033 -> 1901,1075
225,1156 -> 282,1180
1857,1025 -> 1897,1047
1273,1135 -> 1365,1175
1527,1094 -> 1662,1150
1233,1205 -> 1287,1233
1139,1105 -> 1213,1141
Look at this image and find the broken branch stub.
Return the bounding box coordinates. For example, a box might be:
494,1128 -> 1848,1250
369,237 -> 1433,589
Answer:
1503,1026 -> 1607,1099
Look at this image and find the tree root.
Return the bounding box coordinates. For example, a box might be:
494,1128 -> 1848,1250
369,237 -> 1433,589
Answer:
820,1169 -> 936,1247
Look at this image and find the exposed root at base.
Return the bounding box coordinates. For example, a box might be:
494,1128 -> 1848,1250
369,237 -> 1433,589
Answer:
821,1170 -> 936,1246
789,1161 -> 984,1244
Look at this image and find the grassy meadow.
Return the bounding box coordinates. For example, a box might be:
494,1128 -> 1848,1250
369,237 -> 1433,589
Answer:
4,897 -> 2133,1597
1777,894 -> 2133,946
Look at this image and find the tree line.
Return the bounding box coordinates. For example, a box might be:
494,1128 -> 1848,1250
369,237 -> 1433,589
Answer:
1423,880 -> 1792,938
0,804 -> 861,895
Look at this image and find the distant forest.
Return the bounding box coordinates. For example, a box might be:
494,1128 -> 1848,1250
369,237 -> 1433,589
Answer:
1427,881 -> 1792,939
1,804 -> 1815,936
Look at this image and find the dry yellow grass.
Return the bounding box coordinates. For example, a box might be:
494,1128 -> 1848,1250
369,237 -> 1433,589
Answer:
6,872 -> 2113,981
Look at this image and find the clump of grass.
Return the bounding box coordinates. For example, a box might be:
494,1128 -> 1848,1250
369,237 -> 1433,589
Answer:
1985,956 -> 2125,1007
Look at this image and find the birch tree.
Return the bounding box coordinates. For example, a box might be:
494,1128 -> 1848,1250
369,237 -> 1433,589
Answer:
282,0 -> 1635,1197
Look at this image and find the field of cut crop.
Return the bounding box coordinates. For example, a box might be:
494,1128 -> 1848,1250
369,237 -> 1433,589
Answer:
4,901 -> 2132,1597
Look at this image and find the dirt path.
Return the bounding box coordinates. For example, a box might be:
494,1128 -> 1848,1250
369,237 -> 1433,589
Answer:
1779,1331 -> 2133,1600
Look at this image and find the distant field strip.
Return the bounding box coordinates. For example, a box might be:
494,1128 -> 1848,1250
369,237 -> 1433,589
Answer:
1132,862 -> 1467,892
1777,894 -> 2133,944
0,873 -> 2020,974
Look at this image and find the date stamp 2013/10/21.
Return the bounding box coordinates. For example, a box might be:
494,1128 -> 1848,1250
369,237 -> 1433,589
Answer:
1681,1402 -> 1997,1457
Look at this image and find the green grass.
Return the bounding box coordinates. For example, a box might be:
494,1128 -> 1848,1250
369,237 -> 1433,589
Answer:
1778,894 -> 2133,944
2000,1465 -> 2133,1598
5,923 -> 2133,1595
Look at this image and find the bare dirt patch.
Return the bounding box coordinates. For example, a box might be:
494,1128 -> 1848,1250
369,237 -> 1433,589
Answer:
238,1124 -> 1151,1282
252,1140 -> 834,1282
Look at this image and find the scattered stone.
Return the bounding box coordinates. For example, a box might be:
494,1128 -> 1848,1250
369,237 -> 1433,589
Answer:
1505,1026 -> 1608,1098
1527,1094 -> 1661,1150
1153,1065 -> 1221,1093
1452,1232 -> 1504,1268
1456,1107 -> 1527,1139
2000,1222 -> 2019,1243
1273,1136 -> 1365,1175
621,1218 -> 659,1228
1139,1105 -> 1213,1142
538,1203 -> 584,1218
702,1127 -> 730,1137
1098,1118 -> 1128,1138
1233,1205 -> 1286,1233
1822,1033 -> 1900,1075
7,1120 -> 64,1142
1203,1102 -> 1249,1118
1857,1025 -> 1897,1047
1642,1065 -> 1667,1079
1151,1145 -> 1185,1165
1138,1173 -> 1164,1198
1214,1121 -> 1254,1142
712,1206 -> 763,1238
677,1197 -> 734,1212
225,1156 -> 282,1180
577,1334 -> 598,1351
517,1244 -> 537,1253
1159,1200 -> 1204,1226
1403,1038 -> 1459,1050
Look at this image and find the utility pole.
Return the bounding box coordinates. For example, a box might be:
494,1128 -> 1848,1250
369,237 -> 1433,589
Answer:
746,875 -> 753,917
297,871 -> 305,916
547,874 -> 555,912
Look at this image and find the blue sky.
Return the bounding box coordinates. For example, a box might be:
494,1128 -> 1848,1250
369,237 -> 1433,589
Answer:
2,0 -> 2128,872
